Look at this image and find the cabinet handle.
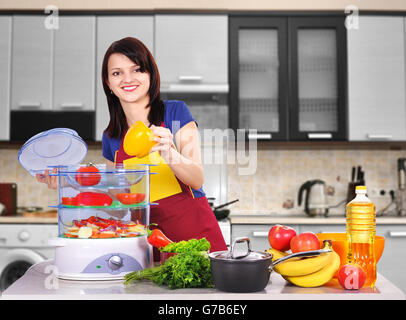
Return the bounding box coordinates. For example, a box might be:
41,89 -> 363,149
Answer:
308,133 -> 332,139
252,231 -> 269,237
388,231 -> 406,238
178,75 -> 203,82
367,134 -> 393,140
17,102 -> 41,109
248,133 -> 272,140
60,102 -> 84,109
161,84 -> 229,93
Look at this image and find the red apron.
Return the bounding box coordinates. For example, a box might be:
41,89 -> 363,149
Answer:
115,124 -> 227,260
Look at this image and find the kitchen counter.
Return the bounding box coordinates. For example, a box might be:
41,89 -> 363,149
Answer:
2,215 -> 406,225
0,216 -> 57,224
230,214 -> 406,225
1,260 -> 404,300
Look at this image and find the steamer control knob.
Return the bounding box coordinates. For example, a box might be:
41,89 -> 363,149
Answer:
108,255 -> 123,270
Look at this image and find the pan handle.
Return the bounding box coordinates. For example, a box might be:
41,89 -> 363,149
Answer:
271,248 -> 332,267
213,199 -> 239,210
227,237 -> 252,259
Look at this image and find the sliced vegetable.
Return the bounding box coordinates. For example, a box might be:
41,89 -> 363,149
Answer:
63,216 -> 147,239
75,163 -> 101,186
65,232 -> 78,238
78,226 -> 93,239
62,197 -> 77,205
116,193 -> 146,205
75,192 -> 113,207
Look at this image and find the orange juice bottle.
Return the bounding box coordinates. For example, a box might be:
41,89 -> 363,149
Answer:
346,185 -> 376,287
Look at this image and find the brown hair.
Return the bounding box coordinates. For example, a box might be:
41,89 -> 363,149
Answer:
101,37 -> 164,138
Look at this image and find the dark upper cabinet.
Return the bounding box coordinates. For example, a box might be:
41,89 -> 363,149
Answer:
229,15 -> 347,141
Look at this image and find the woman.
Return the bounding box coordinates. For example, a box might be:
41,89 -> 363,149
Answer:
37,37 -> 227,255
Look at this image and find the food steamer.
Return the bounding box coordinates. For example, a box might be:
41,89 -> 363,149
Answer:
48,164 -> 154,280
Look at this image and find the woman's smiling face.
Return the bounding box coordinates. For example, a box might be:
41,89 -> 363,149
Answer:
107,53 -> 151,104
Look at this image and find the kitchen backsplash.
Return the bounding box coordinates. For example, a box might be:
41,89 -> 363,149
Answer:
0,148 -> 105,211
227,148 -> 406,216
0,147 -> 405,217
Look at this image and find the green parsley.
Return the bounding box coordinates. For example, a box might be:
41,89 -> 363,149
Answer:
123,238 -> 214,289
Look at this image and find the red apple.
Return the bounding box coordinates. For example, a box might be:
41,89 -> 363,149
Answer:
290,232 -> 320,253
268,225 -> 297,251
338,264 -> 366,290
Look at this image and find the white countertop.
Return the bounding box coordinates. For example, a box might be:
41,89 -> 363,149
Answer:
0,216 -> 57,224
1,260 -> 404,300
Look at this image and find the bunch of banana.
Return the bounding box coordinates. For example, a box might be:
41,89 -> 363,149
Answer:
266,240 -> 340,288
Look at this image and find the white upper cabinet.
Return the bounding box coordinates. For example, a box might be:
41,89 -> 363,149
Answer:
347,16 -> 406,141
95,15 -> 154,141
155,14 -> 228,92
11,15 -> 53,111
53,16 -> 96,111
0,16 -> 11,140
11,15 -> 96,112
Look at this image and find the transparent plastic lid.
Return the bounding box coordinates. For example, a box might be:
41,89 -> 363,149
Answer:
18,128 -> 88,176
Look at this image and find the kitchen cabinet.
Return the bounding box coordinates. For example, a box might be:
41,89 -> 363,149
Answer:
53,16 -> 96,111
0,16 -> 11,141
11,15 -> 53,111
231,224 -> 300,251
154,14 -> 228,93
95,15 -> 154,141
229,16 -> 347,141
347,16 -> 406,141
374,225 -> 406,293
11,15 -> 96,112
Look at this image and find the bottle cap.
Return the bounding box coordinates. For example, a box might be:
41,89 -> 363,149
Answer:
355,185 -> 367,193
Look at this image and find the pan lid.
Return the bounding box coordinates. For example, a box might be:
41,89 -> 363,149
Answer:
209,250 -> 270,261
208,237 -> 271,262
18,128 -> 87,176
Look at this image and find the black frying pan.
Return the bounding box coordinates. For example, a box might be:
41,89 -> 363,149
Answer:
210,199 -> 239,220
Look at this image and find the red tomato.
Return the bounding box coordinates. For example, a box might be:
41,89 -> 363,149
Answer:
290,232 -> 320,253
75,164 -> 101,186
116,193 -> 146,205
338,264 -> 366,290
268,225 -> 297,251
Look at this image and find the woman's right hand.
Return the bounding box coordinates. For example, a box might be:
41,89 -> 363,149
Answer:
36,168 -> 58,190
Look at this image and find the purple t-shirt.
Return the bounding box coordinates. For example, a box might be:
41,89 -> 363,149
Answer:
102,100 -> 205,198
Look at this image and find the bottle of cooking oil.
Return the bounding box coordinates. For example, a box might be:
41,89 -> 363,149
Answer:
346,185 -> 376,287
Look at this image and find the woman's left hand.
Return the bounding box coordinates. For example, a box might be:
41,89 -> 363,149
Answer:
150,125 -> 175,162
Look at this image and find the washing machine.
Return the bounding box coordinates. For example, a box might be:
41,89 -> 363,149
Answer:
0,223 -> 58,292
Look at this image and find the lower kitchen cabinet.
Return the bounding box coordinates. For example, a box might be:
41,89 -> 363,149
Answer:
232,223 -> 406,293
299,224 -> 346,233
374,225 -> 406,293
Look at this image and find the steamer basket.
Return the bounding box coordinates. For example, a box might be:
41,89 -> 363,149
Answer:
48,163 -> 154,280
